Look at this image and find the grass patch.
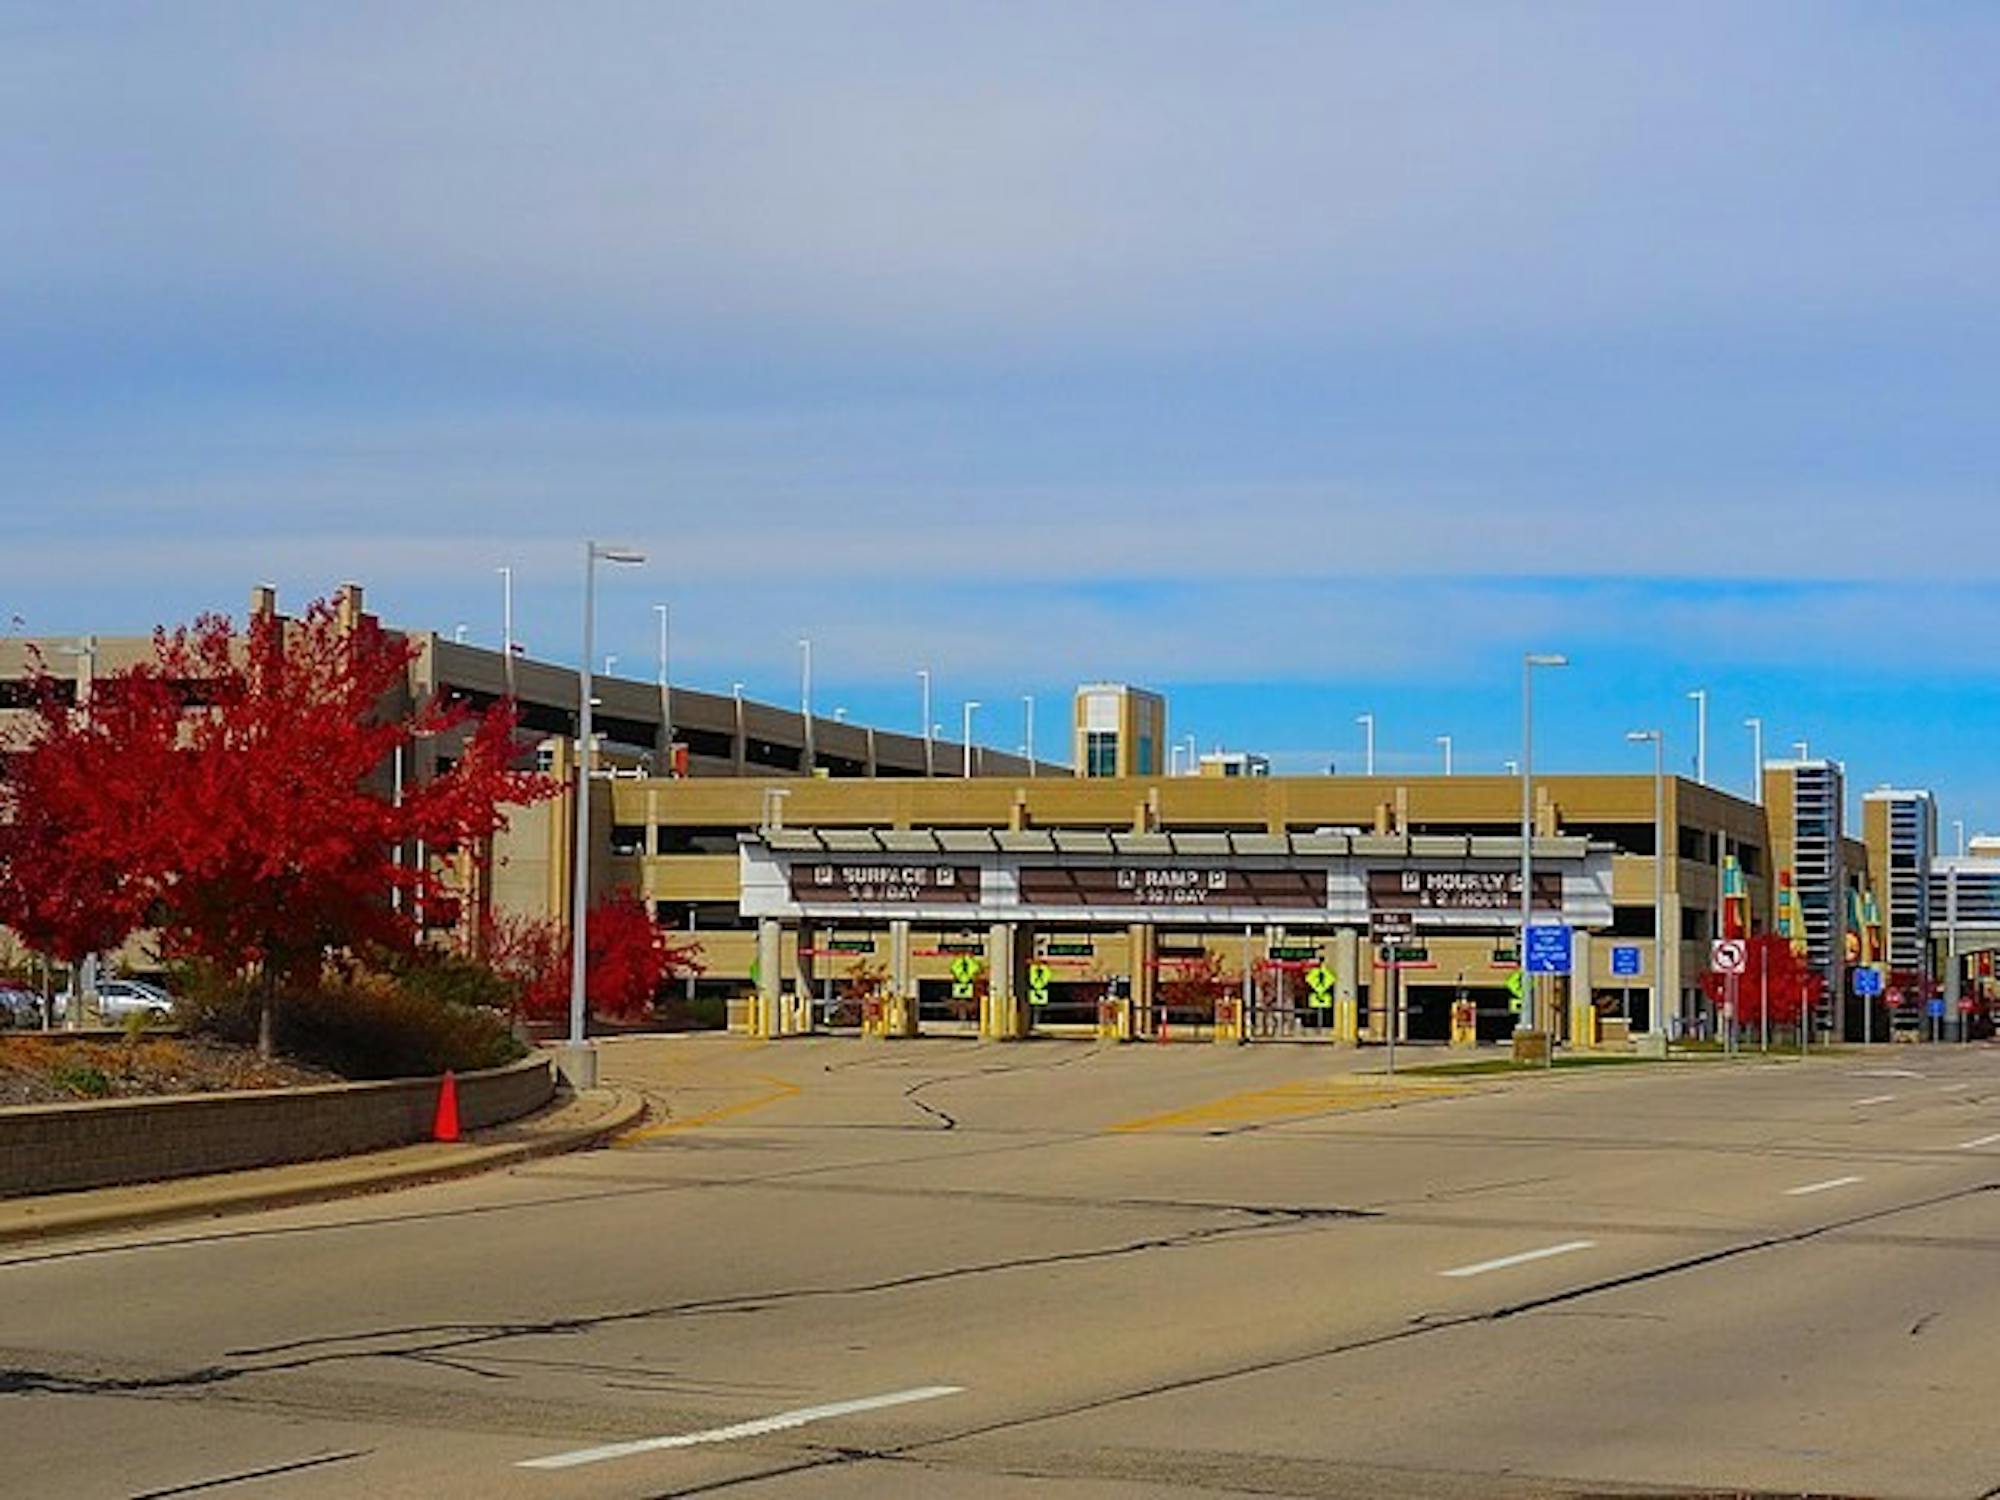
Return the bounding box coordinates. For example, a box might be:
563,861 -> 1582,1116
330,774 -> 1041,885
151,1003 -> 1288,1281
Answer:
1405,1054 -> 1657,1077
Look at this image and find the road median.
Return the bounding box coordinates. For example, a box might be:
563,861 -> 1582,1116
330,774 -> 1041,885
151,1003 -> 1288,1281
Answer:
0,1084 -> 646,1247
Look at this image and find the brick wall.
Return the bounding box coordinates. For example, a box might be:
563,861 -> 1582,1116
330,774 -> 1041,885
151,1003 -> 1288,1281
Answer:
0,1055 -> 555,1198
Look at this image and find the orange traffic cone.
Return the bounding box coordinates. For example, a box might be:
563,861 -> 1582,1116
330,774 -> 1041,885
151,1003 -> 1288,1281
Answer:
432,1070 -> 460,1142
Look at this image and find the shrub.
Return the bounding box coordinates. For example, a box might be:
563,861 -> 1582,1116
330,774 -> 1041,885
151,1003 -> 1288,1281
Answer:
179,972 -> 524,1079
50,1058 -> 112,1098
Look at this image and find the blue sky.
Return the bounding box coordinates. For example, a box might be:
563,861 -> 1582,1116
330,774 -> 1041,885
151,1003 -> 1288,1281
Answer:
4,3 -> 1998,826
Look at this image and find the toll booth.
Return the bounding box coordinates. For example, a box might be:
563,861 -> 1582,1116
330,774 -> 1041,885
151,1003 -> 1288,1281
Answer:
737,829 -> 1615,1045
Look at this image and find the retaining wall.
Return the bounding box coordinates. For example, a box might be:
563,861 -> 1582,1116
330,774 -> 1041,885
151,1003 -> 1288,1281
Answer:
0,1055 -> 555,1198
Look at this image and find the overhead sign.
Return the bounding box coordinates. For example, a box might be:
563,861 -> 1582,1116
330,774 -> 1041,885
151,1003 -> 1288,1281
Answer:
1525,924 -> 1572,975
1368,869 -> 1563,912
1369,909 -> 1416,940
1018,865 -> 1322,910
1611,945 -> 1643,978
791,863 -> 981,905
1854,966 -> 1884,998
1711,939 -> 1747,976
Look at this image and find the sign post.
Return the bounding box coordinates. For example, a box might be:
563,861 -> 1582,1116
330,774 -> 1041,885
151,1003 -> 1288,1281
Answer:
1370,911 -> 1416,1074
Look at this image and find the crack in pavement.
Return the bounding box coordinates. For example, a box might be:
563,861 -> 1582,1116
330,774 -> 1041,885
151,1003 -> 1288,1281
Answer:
0,1203 -> 1364,1410
623,1176 -> 2000,1498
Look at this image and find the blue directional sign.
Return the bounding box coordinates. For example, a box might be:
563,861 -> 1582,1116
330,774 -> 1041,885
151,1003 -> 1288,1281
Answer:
1854,967 -> 1884,998
1611,945 -> 1643,978
1525,924 -> 1573,976
1927,995 -> 1947,1019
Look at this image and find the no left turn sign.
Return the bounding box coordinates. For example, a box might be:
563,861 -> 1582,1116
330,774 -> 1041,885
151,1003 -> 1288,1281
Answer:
1711,939 -> 1747,975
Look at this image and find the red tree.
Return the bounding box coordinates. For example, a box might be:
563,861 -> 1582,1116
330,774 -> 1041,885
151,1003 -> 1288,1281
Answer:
0,658 -> 187,971
0,599 -> 554,1053
1702,933 -> 1825,1030
1156,952 -> 1237,1024
486,893 -> 702,1025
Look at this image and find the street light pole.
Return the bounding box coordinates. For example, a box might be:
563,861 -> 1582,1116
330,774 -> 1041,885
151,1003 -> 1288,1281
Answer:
1745,716 -> 1763,805
963,701 -> 980,778
919,668 -> 933,778
1358,713 -> 1375,776
798,638 -> 813,772
1437,735 -> 1453,777
1024,694 -> 1036,777
567,541 -> 645,1089
1521,654 -> 1568,1042
1688,689 -> 1708,785
1628,728 -> 1666,1037
497,566 -> 516,699
654,604 -> 672,772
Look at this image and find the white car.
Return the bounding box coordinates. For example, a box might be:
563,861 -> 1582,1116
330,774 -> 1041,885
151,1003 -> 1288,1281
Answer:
55,979 -> 177,1025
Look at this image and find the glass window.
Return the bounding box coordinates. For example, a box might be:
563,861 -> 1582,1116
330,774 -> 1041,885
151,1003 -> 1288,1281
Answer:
1085,732 -> 1119,777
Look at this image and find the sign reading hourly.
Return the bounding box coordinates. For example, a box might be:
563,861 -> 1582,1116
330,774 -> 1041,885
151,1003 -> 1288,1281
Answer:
790,863 -> 982,905
1019,865 -> 1322,910
1368,869 -> 1563,911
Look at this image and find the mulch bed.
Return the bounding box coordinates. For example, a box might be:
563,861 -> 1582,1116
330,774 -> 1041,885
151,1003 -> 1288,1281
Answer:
0,1036 -> 338,1106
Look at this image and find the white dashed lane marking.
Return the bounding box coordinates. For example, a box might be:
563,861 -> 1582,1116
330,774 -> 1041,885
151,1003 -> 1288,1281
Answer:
517,1386 -> 966,1471
1441,1241 -> 1596,1279
1785,1175 -> 1864,1197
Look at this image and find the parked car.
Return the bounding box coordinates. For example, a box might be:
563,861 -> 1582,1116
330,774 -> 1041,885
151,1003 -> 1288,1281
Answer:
0,986 -> 47,1028
53,979 -> 177,1025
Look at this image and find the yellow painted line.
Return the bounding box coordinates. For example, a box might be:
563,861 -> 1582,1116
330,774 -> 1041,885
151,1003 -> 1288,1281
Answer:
1110,1076 -> 1462,1134
617,1073 -> 803,1144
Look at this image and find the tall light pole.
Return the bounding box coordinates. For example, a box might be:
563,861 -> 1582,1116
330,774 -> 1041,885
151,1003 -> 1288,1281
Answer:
1520,654 -> 1568,1038
1023,695 -> 1037,776
654,604 -> 672,770
1745,717 -> 1763,805
1687,689 -> 1708,785
497,566 -> 515,699
1627,728 -> 1666,1036
919,668 -> 933,778
962,700 -> 980,778
1954,818 -> 1967,857
1437,734 -> 1453,777
602,653 -> 617,678
567,541 -> 645,1088
798,638 -> 814,772
1357,713 -> 1376,776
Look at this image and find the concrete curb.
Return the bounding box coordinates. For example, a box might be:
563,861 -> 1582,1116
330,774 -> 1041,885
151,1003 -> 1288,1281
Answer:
0,1086 -> 648,1248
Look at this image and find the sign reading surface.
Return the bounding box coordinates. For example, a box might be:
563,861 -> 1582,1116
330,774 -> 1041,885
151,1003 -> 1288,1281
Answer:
789,863 -> 982,904
1018,866 -> 1322,910
1367,869 -> 1563,912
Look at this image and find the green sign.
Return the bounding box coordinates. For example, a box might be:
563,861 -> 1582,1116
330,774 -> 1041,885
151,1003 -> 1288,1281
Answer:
829,938 -> 875,954
1271,944 -> 1319,961
1044,940 -> 1095,957
939,939 -> 984,955
1507,970 -> 1525,1008
1385,944 -> 1428,963
1027,962 -> 1053,1005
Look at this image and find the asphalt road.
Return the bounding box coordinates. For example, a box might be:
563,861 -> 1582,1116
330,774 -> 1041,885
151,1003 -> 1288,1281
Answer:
3,1035 -> 1996,1499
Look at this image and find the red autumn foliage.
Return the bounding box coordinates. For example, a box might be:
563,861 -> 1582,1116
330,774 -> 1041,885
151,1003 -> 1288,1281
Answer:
0,598 -> 555,1050
1700,933 -> 1825,1028
1156,951 -> 1238,1021
0,655 -> 187,964
485,892 -> 703,1024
